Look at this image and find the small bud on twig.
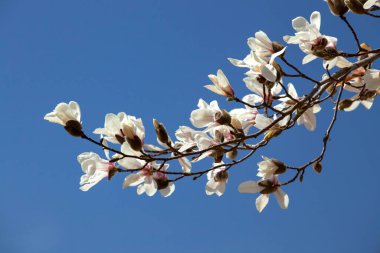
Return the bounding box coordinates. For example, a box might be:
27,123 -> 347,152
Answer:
64,120 -> 83,137
153,119 -> 170,144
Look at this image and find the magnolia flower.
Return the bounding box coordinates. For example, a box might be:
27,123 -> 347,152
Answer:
340,91 -> 377,111
77,152 -> 114,191
229,95 -> 259,133
238,176 -> 289,212
190,99 -> 231,132
204,69 -> 235,98
44,101 -> 83,136
277,83 -> 321,131
363,0 -> 380,9
175,126 -> 203,152
284,11 -> 351,69
257,156 -> 286,179
244,76 -> 283,103
94,113 -> 145,150
339,69 -> 379,111
122,163 -> 175,197
248,31 -> 279,60
205,164 -> 229,196
254,114 -> 290,140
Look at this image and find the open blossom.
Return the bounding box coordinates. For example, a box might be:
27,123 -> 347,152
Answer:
277,83 -> 321,131
190,99 -> 232,132
44,101 -> 83,136
257,156 -> 286,179
122,162 -> 175,197
77,152 -> 114,191
205,163 -> 228,196
339,69 -> 379,111
230,94 -> 259,133
284,11 -> 351,69
44,101 -> 81,126
238,176 -> 289,213
244,76 -> 283,103
94,113 -> 145,151
204,69 -> 235,98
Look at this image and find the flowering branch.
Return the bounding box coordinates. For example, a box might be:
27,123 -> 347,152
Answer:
44,0 -> 380,212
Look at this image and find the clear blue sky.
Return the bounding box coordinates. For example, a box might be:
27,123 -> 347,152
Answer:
1,1 -> 379,252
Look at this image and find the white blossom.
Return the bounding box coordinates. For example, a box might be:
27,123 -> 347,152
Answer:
204,69 -> 235,98
238,176 -> 289,212
284,11 -> 351,69
94,113 -> 145,147
205,163 -> 228,196
122,163 -> 174,197
77,152 -> 114,191
44,101 -> 81,126
257,156 -> 286,179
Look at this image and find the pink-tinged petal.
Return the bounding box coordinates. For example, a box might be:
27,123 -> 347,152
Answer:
122,173 -> 144,188
256,194 -> 270,213
238,181 -> 262,193
274,188 -> 289,209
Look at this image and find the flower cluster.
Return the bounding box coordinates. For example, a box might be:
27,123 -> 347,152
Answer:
44,5 -> 380,213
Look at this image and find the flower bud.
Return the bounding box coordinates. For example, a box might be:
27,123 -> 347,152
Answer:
213,147 -> 224,163
264,128 -> 282,141
64,120 -> 83,137
272,41 -> 285,54
258,180 -> 278,194
153,119 -> 169,144
214,170 -> 229,182
338,99 -> 353,110
313,162 -> 323,174
226,149 -> 238,160
326,0 -> 349,16
272,159 -> 287,175
108,167 -> 117,180
215,110 -> 231,125
123,124 -> 143,151
155,177 -> 169,190
231,118 -> 243,132
345,0 -> 367,14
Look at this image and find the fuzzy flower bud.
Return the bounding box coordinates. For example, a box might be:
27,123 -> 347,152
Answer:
153,119 -> 170,145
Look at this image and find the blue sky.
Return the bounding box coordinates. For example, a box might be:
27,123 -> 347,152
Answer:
1,0 -> 379,252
